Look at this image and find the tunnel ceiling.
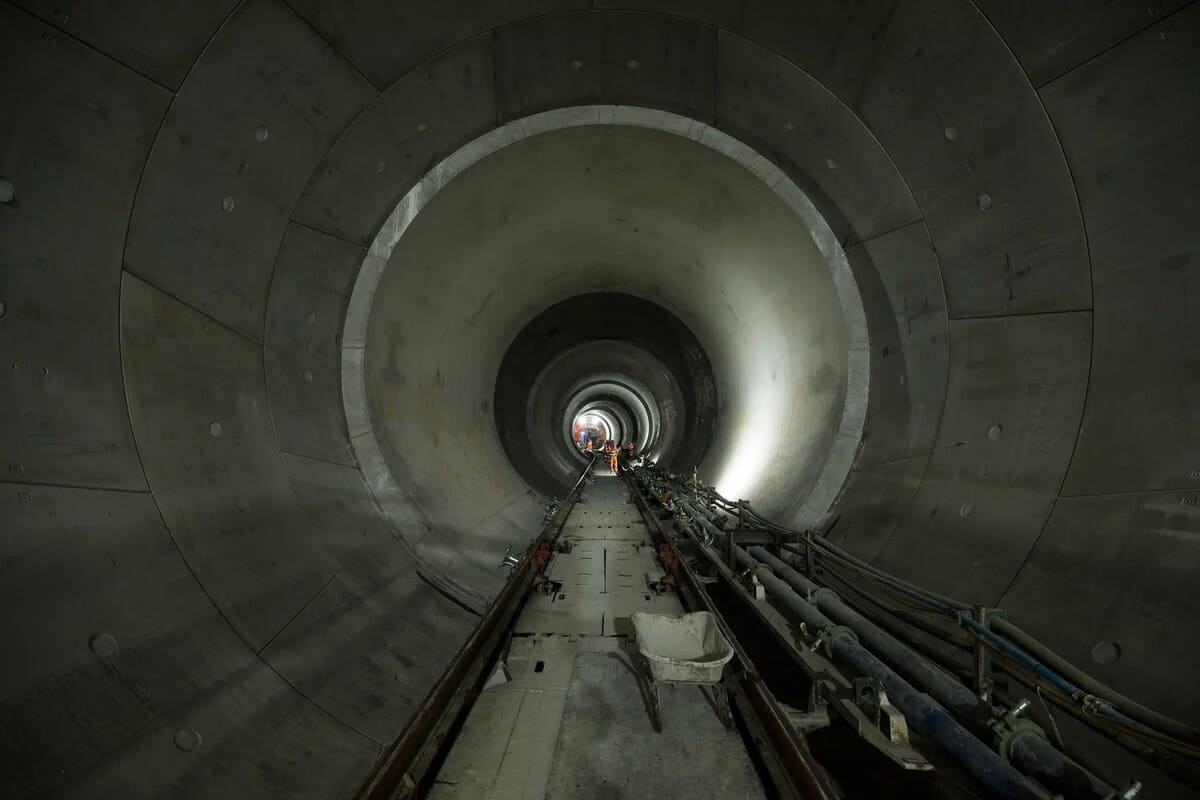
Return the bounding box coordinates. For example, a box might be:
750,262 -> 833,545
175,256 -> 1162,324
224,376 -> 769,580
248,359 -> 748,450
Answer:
2,2 -> 1198,799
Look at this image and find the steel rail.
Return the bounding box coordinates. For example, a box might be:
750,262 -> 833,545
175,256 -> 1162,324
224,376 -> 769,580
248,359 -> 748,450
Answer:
356,456 -> 595,800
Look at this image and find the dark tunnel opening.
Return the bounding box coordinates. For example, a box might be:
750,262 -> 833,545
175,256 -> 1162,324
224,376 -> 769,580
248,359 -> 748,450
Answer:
494,291 -> 718,497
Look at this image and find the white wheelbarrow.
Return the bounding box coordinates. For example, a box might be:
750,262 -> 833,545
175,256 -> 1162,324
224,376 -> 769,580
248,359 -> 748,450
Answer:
630,611 -> 736,732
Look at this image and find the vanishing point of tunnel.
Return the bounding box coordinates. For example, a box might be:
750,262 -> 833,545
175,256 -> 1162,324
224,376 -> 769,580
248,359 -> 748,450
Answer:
2,2 -> 1198,799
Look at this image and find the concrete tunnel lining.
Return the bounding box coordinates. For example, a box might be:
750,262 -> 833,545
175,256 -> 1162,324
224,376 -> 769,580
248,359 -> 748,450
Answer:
500,294 -> 713,496
4,2 -> 1200,798
344,106 -> 869,603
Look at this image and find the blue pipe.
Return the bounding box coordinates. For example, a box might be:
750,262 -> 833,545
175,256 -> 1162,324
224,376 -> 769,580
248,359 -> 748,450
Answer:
676,502 -> 1052,800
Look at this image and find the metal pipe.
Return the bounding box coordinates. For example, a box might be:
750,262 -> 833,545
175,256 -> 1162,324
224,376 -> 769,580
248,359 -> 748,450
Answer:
992,618 -> 1200,745
747,558 -> 1049,800
677,501 -> 1120,800
991,648 -> 1200,792
725,489 -> 1197,752
756,544 -> 1112,800
672,481 -> 1191,797
630,484 -> 840,800
801,550 -> 1175,797
674,502 -> 1049,800
1009,733 -> 1119,800
750,546 -> 995,727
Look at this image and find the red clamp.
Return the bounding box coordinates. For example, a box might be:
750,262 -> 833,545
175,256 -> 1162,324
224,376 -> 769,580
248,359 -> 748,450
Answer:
658,543 -> 681,573
530,542 -> 554,572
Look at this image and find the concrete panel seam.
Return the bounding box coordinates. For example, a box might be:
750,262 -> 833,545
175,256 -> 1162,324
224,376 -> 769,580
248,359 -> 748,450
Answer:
284,218 -> 368,254
492,9 -> 721,125
490,28 -> 502,129
849,0 -> 902,115
287,31 -> 493,247
1032,79 -> 1101,502
710,16 -> 720,125
263,647 -> 389,749
277,0 -> 382,91
419,573 -> 485,619
864,452 -> 938,471
1012,0 -> 1200,90
715,28 -> 923,244
150,0 -> 246,94
947,305 -> 1093,321
846,217 -> 927,250
2,0 -> 180,93
250,6 -> 383,564
279,449 -> 358,470
968,0 -> 1096,311
0,477 -> 151,495
257,568 -> 344,655
866,228 -> 952,567
120,269 -> 265,347
993,496 -> 1063,608
1060,486 -> 1200,500
118,273 -> 378,755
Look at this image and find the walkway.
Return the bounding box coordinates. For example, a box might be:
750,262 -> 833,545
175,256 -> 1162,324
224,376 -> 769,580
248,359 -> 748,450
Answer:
429,470 -> 765,800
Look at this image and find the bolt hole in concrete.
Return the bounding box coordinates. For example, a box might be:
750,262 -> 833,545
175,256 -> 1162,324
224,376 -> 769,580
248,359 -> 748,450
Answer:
1091,640 -> 1122,665
0,299 -> 6,320
255,125 -> 269,142
988,424 -> 1003,441
959,501 -> 974,518
0,177 -> 14,203
88,633 -> 119,658
173,729 -> 203,752
535,661 -> 546,673
978,193 -> 993,212
208,421 -> 223,438
221,195 -> 234,212
944,125 -> 960,141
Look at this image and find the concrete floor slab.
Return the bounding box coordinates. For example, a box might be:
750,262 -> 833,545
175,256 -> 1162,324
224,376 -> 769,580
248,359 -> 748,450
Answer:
431,476 -> 766,799
544,650 -> 765,800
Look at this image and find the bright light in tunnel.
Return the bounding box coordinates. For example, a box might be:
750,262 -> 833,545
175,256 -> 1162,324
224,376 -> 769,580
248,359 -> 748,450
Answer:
572,410 -> 613,443
711,348 -> 793,502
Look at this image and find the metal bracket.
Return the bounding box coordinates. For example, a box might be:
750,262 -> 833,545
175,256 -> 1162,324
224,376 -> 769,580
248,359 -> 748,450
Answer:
988,708 -> 1047,765
784,630 -> 931,771
497,545 -> 521,571
851,678 -> 911,748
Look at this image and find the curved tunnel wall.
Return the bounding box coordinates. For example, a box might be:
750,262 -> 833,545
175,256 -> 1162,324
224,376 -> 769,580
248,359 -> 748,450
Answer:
346,115 -> 863,601
2,2 -> 1198,799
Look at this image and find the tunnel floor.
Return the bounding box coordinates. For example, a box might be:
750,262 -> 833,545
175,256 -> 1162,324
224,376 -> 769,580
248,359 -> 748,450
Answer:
428,471 -> 764,799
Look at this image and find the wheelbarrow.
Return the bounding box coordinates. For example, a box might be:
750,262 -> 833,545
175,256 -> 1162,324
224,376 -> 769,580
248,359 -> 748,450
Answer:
630,611 -> 736,732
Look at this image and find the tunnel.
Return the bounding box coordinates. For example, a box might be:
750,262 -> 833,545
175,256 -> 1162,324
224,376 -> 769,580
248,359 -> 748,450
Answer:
1,1 -> 1197,798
